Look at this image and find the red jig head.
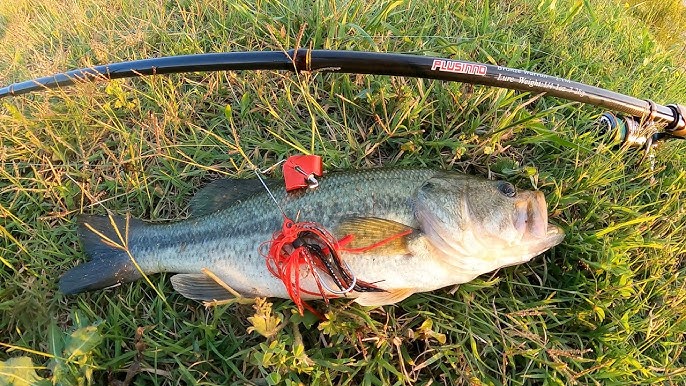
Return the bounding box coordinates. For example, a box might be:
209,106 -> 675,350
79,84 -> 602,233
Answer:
283,155 -> 322,192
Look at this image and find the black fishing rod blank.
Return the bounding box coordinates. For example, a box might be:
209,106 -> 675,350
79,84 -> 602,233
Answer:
1,49 -> 684,145
0,51 -> 293,97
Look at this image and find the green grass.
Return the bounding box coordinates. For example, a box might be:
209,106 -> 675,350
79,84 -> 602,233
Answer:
1,0 -> 686,384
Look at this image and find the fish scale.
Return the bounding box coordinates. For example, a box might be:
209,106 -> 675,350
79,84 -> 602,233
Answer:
59,168 -> 564,306
131,169 -> 437,297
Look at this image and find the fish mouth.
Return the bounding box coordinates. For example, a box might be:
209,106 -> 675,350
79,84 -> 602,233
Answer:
506,223 -> 564,265
534,223 -> 565,250
514,191 -> 548,238
485,222 -> 564,270
514,191 -> 565,252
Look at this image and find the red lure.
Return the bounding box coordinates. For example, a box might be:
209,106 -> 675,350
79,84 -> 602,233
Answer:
262,216 -> 407,315
262,216 -> 341,315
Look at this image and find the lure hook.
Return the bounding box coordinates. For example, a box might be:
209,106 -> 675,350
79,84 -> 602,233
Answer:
313,261 -> 358,295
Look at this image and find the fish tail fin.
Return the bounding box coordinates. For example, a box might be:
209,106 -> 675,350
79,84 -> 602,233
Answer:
59,213 -> 146,294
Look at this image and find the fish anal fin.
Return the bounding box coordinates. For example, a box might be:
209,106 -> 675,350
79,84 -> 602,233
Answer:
189,178 -> 279,217
354,288 -> 415,306
337,217 -> 415,255
170,273 -> 234,301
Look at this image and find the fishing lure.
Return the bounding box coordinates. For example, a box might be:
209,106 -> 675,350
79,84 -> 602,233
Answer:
261,216 -> 380,315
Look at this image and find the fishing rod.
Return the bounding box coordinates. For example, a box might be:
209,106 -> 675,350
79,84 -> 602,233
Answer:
1,49 -> 685,149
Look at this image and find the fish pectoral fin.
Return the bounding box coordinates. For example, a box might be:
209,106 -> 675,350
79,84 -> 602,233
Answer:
189,178 -> 279,217
354,288 -> 415,306
337,217 -> 416,255
170,273 -> 235,301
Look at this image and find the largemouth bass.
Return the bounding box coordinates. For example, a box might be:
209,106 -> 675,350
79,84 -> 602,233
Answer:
59,168 -> 564,306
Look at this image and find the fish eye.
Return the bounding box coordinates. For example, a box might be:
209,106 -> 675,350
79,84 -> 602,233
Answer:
497,181 -> 517,198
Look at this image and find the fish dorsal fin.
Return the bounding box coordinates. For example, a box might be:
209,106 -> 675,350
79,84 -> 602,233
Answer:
189,178 -> 278,217
354,288 -> 415,306
170,273 -> 234,301
337,217 -> 415,256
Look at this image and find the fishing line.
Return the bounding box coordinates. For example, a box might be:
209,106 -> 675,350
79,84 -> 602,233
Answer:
330,35 -> 561,59
257,159 -> 287,174
253,163 -> 287,217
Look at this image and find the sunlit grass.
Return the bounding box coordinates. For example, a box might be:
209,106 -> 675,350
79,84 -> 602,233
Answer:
1,0 -> 685,384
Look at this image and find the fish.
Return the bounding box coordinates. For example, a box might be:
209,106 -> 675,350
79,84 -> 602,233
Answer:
59,168 -> 565,306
